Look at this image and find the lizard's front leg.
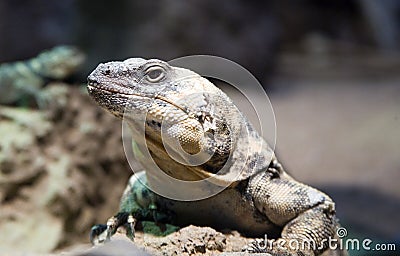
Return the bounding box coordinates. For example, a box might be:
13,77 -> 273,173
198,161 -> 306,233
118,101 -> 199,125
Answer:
90,171 -> 169,244
246,160 -> 339,255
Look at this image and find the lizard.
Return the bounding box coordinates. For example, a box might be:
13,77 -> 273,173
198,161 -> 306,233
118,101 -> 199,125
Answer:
87,58 -> 343,255
0,45 -> 85,108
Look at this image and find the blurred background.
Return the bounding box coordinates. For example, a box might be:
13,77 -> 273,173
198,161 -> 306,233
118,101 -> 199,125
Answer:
0,0 -> 399,255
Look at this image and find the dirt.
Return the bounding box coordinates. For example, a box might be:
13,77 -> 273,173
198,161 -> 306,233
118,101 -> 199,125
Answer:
70,227 -> 252,256
0,84 -> 131,253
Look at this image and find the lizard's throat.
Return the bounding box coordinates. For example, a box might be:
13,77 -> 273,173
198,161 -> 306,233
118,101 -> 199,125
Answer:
143,135 -> 209,181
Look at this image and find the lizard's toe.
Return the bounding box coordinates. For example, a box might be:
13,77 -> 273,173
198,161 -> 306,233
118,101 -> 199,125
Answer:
90,212 -> 138,245
90,224 -> 108,245
125,214 -> 136,241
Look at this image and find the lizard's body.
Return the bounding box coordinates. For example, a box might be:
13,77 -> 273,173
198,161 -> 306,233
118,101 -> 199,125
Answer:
0,45 -> 85,107
87,58 -> 343,255
121,171 -> 279,237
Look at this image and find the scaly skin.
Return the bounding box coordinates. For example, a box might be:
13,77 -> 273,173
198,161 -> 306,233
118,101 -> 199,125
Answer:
87,58 -> 343,255
0,45 -> 85,107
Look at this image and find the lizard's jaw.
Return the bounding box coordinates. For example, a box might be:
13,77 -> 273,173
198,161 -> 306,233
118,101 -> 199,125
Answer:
87,81 -> 152,118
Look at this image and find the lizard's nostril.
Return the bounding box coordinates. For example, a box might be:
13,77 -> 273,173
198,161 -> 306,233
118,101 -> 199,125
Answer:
87,75 -> 97,85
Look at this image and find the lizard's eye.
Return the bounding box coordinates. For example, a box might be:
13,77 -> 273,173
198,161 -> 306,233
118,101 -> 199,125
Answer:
145,66 -> 165,83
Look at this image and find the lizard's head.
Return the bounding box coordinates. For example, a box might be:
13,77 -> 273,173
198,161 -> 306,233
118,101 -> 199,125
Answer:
87,58 -> 185,118
32,45 -> 86,79
87,58 -> 267,185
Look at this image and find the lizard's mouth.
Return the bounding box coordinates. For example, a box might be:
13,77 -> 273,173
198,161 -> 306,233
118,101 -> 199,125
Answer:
87,80 -> 139,96
87,81 -> 189,116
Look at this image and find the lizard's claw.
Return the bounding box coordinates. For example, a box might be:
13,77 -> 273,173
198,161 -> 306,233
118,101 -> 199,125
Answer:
126,214 -> 136,241
89,224 -> 107,245
106,216 -> 118,241
90,212 -> 138,245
